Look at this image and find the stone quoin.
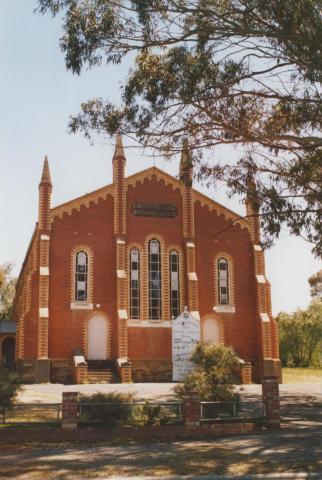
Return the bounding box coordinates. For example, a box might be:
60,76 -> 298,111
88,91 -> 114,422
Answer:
14,135 -> 281,384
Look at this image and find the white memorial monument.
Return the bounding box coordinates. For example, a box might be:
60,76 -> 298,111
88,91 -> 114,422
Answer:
172,308 -> 200,381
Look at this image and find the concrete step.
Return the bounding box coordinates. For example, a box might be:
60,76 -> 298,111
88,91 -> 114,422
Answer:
87,368 -> 117,384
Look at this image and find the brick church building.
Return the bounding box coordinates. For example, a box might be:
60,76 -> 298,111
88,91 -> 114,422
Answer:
14,135 -> 280,384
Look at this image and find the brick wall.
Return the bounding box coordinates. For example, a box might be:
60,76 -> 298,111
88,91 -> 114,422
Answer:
15,164 -> 278,382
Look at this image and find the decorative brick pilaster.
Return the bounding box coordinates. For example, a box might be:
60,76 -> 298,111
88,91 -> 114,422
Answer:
182,392 -> 201,426
62,392 -> 79,429
113,134 -> 130,379
246,181 -> 281,379
180,143 -> 199,317
262,377 -> 280,429
37,157 -> 52,371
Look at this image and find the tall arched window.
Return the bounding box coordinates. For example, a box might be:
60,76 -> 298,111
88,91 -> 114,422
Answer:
75,251 -> 88,301
149,239 -> 161,320
218,257 -> 229,304
130,248 -> 140,319
169,250 -> 180,318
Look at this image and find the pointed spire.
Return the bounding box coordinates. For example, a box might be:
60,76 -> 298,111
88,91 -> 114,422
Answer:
113,133 -> 125,160
179,139 -> 193,187
39,156 -> 52,187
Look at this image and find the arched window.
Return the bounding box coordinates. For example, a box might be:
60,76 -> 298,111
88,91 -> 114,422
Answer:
75,251 -> 88,301
169,250 -> 180,318
218,257 -> 229,304
149,239 -> 161,320
130,248 -> 140,319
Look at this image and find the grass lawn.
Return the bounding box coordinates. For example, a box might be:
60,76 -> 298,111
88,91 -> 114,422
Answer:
283,368 -> 322,383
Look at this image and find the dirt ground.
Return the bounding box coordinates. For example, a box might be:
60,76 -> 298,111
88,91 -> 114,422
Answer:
1,423 -> 322,479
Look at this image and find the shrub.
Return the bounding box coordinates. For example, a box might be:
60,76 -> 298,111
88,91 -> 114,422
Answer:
0,362 -> 22,417
79,392 -> 136,426
174,343 -> 240,403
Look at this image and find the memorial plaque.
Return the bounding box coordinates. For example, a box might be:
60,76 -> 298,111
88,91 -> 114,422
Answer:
132,202 -> 177,218
172,310 -> 200,382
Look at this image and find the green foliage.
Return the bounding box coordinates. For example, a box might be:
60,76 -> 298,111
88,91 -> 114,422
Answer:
79,393 -> 168,426
37,0 -> 322,256
308,270 -> 322,298
0,362 -> 22,414
0,263 -> 16,321
175,343 -> 240,402
278,300 -> 322,367
79,392 -> 135,426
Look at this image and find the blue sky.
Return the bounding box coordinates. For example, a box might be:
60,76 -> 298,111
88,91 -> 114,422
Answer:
0,1 -> 320,315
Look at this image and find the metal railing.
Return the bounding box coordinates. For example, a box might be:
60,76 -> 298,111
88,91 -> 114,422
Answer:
78,401 -> 183,426
1,403 -> 62,424
200,401 -> 265,422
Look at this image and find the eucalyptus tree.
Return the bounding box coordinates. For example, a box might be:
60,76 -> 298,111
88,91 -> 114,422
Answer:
38,0 -> 322,255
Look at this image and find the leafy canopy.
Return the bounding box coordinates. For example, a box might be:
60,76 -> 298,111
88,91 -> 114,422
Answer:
0,263 -> 16,321
308,269 -> 322,298
278,299 -> 322,367
37,0 -> 322,256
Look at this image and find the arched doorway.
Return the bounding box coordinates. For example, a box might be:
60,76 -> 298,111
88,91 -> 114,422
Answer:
203,316 -> 221,345
87,316 -> 107,360
2,337 -> 15,371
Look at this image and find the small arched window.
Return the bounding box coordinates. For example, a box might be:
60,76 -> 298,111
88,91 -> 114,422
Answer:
75,251 -> 88,301
130,248 -> 140,319
169,250 -> 180,318
149,239 -> 161,320
218,257 -> 229,304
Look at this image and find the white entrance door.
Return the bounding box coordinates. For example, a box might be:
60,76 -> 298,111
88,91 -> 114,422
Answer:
203,317 -> 221,344
88,316 -> 107,360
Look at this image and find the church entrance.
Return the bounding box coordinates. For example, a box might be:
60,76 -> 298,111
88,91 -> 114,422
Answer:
2,337 -> 15,371
203,316 -> 221,344
87,316 -> 107,360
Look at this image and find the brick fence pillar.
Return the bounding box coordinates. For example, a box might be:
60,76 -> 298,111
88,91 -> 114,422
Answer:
182,392 -> 201,426
62,392 -> 79,429
262,376 -> 280,429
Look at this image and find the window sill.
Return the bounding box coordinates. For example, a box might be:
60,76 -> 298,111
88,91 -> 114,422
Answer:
213,305 -> 236,313
70,302 -> 93,310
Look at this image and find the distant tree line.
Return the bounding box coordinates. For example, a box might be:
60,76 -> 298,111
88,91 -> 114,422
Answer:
278,272 -> 322,368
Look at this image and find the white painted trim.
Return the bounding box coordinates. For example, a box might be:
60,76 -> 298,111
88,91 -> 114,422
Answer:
41,234 -> 50,241
128,319 -> 172,328
39,267 -> 49,276
256,275 -> 266,284
117,239 -> 125,244
254,245 -> 262,251
70,302 -> 93,310
117,269 -> 127,279
118,309 -> 128,320
260,313 -> 270,322
39,308 -> 49,318
188,272 -> 198,281
186,242 -> 195,248
213,305 -> 236,313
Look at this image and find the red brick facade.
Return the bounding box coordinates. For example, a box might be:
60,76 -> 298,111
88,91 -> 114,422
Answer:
14,136 -> 281,383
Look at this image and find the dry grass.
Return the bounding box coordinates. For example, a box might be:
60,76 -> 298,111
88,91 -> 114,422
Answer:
282,368 -> 322,383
